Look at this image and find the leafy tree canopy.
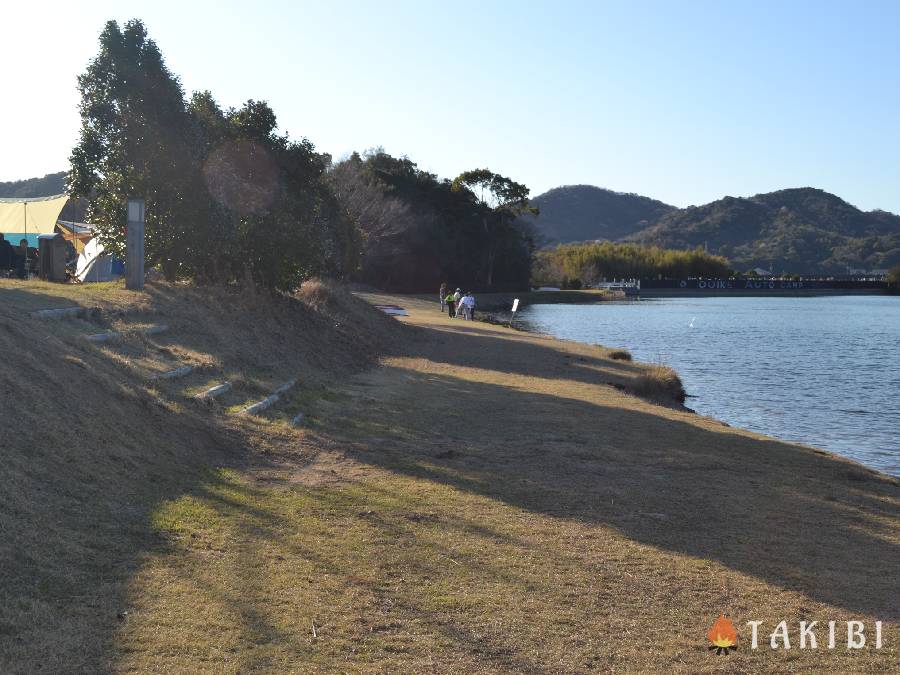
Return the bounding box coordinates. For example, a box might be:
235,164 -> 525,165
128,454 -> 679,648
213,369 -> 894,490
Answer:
69,19 -> 356,290
329,152 -> 535,292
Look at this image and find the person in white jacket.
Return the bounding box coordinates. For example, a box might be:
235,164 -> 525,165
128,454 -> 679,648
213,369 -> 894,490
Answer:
459,292 -> 475,320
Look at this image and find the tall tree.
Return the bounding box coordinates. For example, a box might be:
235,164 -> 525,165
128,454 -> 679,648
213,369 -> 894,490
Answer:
452,169 -> 538,287
329,152 -> 535,292
70,21 -> 356,290
69,19 -> 198,269
188,93 -> 358,289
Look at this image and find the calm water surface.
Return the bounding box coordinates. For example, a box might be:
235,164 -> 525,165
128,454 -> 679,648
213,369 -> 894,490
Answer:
519,296 -> 900,476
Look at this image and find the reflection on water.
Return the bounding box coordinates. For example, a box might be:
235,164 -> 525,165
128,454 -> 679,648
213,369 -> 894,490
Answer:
520,295 -> 900,476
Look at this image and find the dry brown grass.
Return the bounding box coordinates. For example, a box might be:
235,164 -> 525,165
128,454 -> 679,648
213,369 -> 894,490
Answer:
0,278 -> 405,673
1,282 -> 897,673
628,363 -> 687,405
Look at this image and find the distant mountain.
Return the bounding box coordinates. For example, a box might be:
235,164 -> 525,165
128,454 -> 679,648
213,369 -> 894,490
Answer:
523,185 -> 676,244
629,188 -> 900,273
0,172 -> 66,199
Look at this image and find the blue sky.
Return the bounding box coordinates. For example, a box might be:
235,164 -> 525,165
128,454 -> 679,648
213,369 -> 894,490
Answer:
3,1 -> 899,211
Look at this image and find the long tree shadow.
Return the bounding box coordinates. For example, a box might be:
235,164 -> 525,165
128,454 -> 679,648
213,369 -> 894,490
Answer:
0,313 -> 237,672
168,478 -> 565,672
4,280 -> 897,671
0,281 -> 409,672
410,321 -> 648,386
321,364 -> 900,619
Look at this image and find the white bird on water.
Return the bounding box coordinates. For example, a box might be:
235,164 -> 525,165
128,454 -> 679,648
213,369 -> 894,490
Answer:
688,316 -> 696,328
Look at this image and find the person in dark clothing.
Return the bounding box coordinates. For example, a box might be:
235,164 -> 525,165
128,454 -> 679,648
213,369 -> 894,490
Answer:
0,234 -> 14,274
439,282 -> 447,313
15,239 -> 36,279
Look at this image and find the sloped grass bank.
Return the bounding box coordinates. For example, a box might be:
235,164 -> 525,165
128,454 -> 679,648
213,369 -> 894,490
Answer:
1,284 -> 898,673
0,279 -> 405,672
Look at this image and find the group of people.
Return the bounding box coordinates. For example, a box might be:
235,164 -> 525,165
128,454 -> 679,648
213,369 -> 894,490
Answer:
440,283 -> 477,320
0,234 -> 38,279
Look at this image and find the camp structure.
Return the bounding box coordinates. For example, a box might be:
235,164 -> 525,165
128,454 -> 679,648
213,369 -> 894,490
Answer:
0,194 -> 93,252
76,238 -> 123,282
1,193 -> 121,281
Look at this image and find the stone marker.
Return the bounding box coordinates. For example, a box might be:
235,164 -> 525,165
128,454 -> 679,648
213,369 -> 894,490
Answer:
239,379 -> 299,416
195,382 -> 231,400
85,331 -> 121,342
126,198 -> 145,291
84,324 -> 167,342
153,365 -> 194,380
31,307 -> 84,319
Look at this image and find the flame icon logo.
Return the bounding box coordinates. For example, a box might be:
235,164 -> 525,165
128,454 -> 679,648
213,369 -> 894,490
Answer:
707,614 -> 738,655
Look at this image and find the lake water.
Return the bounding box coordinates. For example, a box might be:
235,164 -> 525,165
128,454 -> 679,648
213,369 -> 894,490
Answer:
519,296 -> 900,476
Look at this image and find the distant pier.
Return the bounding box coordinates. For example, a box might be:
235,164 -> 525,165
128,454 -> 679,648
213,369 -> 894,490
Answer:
638,278 -> 890,297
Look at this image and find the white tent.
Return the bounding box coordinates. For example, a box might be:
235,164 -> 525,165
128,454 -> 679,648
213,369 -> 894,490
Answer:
76,238 -> 121,282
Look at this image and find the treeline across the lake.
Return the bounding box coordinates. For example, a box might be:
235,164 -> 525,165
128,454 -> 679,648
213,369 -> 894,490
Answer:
533,241 -> 733,288
69,19 -> 536,292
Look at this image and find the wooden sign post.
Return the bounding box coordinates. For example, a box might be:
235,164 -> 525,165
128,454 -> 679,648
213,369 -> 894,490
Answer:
126,198 -> 145,290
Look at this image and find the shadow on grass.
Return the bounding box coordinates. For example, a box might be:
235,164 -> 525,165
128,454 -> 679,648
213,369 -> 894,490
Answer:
320,362 -> 900,621
421,322 -> 645,385
0,280 -> 409,672
3,280 -> 897,672
0,285 -> 83,312
169,477 -> 561,673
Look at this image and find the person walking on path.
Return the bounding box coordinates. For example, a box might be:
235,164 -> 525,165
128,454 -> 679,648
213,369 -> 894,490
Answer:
456,292 -> 471,320
445,289 -> 457,318
439,282 -> 447,313
461,292 -> 476,320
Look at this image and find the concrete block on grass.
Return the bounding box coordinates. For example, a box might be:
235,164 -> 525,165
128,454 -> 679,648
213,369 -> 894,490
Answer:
239,379 -> 299,416
195,382 -> 231,400
153,365 -> 194,380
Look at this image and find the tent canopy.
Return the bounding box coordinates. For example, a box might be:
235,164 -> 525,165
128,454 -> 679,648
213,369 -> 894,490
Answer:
56,221 -> 95,254
0,194 -> 70,247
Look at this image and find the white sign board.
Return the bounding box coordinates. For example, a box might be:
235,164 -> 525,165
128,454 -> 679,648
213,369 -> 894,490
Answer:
511,298 -> 520,312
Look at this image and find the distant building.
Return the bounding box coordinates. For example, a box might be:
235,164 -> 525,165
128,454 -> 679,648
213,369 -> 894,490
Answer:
753,267 -> 772,276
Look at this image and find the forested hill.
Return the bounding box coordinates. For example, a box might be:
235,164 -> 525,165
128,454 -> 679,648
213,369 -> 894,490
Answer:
628,187 -> 900,273
0,172 -> 66,198
521,185 -> 675,244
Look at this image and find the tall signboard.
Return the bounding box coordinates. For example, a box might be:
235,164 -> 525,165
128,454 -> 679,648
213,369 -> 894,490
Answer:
126,198 -> 145,290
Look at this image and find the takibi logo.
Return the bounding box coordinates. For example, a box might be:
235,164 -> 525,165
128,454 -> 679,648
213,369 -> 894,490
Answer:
707,614 -> 738,654
706,614 -> 885,654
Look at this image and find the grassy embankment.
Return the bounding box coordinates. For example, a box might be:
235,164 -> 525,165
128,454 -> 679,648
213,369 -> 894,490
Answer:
1,279 -> 898,673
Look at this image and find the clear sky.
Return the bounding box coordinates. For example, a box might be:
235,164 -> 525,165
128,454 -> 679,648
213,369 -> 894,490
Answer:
3,1 -> 899,211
